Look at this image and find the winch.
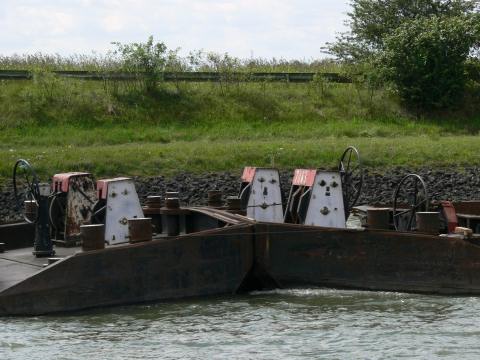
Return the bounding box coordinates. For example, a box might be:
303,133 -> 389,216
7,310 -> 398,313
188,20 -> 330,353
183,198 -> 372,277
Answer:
94,177 -> 144,244
49,172 -> 97,246
283,146 -> 364,228
238,167 -> 284,223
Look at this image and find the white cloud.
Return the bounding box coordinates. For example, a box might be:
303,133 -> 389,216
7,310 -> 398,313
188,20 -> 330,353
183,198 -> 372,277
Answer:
0,0 -> 349,59
102,14 -> 127,32
2,6 -> 75,37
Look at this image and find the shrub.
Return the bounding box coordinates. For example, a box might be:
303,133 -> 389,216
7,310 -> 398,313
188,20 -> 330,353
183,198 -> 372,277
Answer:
380,15 -> 480,110
111,36 -> 169,93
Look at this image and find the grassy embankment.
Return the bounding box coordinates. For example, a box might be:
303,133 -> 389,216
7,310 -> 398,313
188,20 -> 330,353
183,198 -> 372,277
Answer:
1,64 -> 480,185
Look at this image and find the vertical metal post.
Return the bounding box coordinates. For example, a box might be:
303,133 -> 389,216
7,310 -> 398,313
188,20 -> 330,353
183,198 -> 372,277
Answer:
33,183 -> 55,257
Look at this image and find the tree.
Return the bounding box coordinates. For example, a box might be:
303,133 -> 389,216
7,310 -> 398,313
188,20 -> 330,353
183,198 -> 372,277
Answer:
380,15 -> 480,110
326,0 -> 480,111
327,0 -> 479,61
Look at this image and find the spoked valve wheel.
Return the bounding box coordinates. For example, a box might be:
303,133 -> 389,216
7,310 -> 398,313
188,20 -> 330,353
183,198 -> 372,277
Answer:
49,193 -> 67,233
393,174 -> 429,231
338,146 -> 364,216
13,159 -> 40,223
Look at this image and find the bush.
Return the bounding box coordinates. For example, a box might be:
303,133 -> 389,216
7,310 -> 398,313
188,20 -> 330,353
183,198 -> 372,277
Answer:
111,36 -> 170,93
380,15 -> 480,110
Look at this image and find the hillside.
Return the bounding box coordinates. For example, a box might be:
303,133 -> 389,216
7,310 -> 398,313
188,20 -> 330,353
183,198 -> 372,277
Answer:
1,67 -> 480,184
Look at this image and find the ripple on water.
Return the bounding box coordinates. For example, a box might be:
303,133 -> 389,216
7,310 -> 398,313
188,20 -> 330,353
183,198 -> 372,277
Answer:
1,289 -> 480,359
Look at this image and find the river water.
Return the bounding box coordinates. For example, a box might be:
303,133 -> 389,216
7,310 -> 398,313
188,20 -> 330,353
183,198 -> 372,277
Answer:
1,288 -> 479,359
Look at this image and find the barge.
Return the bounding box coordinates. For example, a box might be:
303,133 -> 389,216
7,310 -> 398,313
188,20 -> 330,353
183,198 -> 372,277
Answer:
1,148 -> 480,316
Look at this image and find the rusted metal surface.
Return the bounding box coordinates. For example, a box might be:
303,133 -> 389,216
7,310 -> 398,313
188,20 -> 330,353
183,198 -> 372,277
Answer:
159,207 -> 190,216
159,193 -> 187,236
226,196 -> 241,210
259,223 -> 480,294
453,201 -> 480,216
189,207 -> 254,226
145,196 -> 163,208
164,215 -> 180,236
165,192 -> 181,210
159,193 -> 190,236
80,224 -> 105,251
165,198 -> 180,209
416,212 -> 441,234
454,202 -> 480,233
128,218 -> 152,243
441,201 -> 458,233
367,208 -> 390,230
241,167 -> 256,183
225,196 -> 246,215
52,172 -> 92,193
208,190 -> 223,208
0,224 -> 254,316
143,196 -> 163,234
49,173 -> 97,247
6,202 -> 480,315
64,175 -> 97,242
292,169 -> 316,187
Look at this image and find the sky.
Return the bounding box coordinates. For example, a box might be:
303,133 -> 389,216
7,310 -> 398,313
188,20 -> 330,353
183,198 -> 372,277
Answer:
0,0 -> 349,60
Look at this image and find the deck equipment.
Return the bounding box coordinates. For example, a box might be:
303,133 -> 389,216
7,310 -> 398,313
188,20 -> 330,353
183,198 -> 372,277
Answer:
239,167 -> 283,222
393,174 -> 429,231
94,177 -> 144,245
49,172 -> 97,246
284,146 -> 364,228
13,159 -> 54,257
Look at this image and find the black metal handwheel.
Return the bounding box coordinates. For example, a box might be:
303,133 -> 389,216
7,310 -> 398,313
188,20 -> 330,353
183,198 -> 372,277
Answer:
393,174 -> 429,231
339,146 -> 364,216
49,193 -> 66,233
13,159 -> 40,223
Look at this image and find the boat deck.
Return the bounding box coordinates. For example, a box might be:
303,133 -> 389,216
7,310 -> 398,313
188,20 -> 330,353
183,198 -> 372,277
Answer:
0,207 -> 252,300
0,246 -> 79,292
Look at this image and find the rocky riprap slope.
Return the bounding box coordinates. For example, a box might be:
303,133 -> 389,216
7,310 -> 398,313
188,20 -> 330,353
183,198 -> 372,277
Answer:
2,167 -> 480,224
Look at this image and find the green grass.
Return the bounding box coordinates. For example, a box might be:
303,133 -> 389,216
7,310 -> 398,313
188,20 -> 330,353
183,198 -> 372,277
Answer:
1,76 -> 479,185
2,132 -> 480,185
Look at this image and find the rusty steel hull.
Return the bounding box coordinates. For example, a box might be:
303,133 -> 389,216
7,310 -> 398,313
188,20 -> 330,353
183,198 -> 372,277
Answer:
256,223 -> 480,295
3,218 -> 480,315
0,224 -> 253,316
